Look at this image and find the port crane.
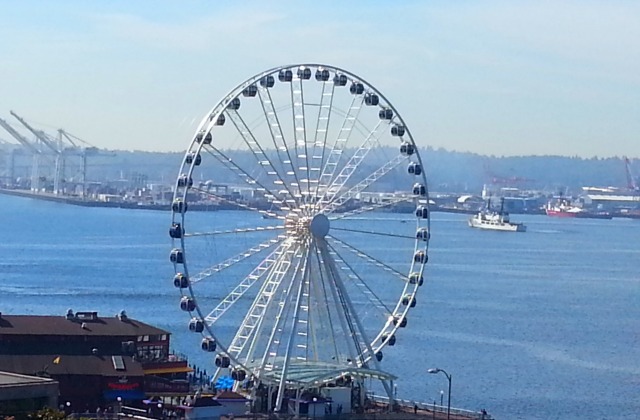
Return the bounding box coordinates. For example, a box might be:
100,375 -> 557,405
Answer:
0,138 -> 25,186
623,156 -> 638,192
9,112 -> 114,198
10,111 -> 70,195
0,116 -> 47,192
0,138 -> 9,184
482,162 -> 535,189
56,128 -> 114,198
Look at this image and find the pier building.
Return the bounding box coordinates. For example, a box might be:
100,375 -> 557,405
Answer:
0,311 -> 191,411
0,371 -> 59,418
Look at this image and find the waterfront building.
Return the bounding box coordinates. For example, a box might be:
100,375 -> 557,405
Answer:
0,371 -> 59,417
180,391 -> 250,420
0,310 -> 191,411
580,186 -> 640,210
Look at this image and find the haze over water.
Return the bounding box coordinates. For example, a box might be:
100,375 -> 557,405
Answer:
1,194 -> 638,419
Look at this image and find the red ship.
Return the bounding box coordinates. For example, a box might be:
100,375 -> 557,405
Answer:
545,199 -> 612,219
545,199 -> 583,217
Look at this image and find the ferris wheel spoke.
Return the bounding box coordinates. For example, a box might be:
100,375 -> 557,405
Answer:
184,225 -> 284,238
309,76 -> 336,202
265,244 -> 308,353
225,109 -> 300,206
202,240 -> 291,324
318,240 -> 382,366
190,236 -> 285,285
315,120 -> 385,209
330,226 -> 415,240
239,248 -> 300,376
208,240 -> 300,383
257,87 -> 304,202
290,77 -> 312,201
192,186 -> 287,218
322,154 -> 408,215
323,239 -> 393,315
326,234 -> 409,284
322,240 -> 395,383
202,145 -> 293,211
246,244 -> 306,382
225,240 -> 300,361
273,245 -> 312,408
315,240 -> 362,366
330,195 -> 416,221
310,242 -> 341,362
325,240 -> 416,367
228,242 -> 302,380
293,245 -> 313,363
315,94 -> 364,205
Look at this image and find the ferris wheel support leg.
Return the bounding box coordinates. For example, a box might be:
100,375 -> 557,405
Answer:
388,379 -> 395,412
294,387 -> 302,418
317,241 -> 360,366
323,242 -> 395,401
274,245 -> 310,412
267,384 -> 274,413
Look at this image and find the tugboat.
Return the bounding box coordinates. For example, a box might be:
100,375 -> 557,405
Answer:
468,198 -> 527,232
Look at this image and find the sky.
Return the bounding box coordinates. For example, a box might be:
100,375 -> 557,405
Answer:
0,0 -> 638,158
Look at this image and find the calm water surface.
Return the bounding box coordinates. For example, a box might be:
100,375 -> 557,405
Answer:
1,194 -> 638,419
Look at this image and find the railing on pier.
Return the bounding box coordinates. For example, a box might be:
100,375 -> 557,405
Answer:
67,406 -> 159,420
370,395 -> 492,419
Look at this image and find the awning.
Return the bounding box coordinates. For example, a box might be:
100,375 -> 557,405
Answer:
104,390 -> 145,401
144,366 -> 194,375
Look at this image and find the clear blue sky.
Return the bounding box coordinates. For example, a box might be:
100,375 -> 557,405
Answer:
1,0 -> 638,158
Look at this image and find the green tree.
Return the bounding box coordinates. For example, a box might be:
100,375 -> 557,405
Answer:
27,408 -> 65,420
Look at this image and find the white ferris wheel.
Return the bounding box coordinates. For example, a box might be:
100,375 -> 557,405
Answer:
170,63 -> 430,413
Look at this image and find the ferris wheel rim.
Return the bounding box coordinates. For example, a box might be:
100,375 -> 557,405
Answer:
170,63 -> 431,386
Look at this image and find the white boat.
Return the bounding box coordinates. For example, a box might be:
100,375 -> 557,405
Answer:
468,199 -> 526,232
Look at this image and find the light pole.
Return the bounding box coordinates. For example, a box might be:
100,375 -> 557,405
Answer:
428,368 -> 451,420
440,390 -> 444,407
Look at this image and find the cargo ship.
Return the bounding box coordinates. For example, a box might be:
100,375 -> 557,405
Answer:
545,198 -> 582,217
545,198 -> 612,219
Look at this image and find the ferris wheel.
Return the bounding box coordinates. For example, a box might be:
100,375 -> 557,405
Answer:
170,64 -> 430,411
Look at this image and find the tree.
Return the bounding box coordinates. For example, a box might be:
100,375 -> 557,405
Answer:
27,408 -> 66,420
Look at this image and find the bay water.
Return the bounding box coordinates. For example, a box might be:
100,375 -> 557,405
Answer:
1,194 -> 638,419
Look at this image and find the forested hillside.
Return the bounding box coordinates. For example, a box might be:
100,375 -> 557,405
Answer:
10,147 -> 634,195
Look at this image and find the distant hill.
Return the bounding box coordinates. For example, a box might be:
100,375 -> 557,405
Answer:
422,147 -> 636,194
4,146 -> 637,195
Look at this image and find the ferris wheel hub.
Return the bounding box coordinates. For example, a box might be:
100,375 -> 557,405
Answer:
310,213 -> 330,238
284,212 -> 330,239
